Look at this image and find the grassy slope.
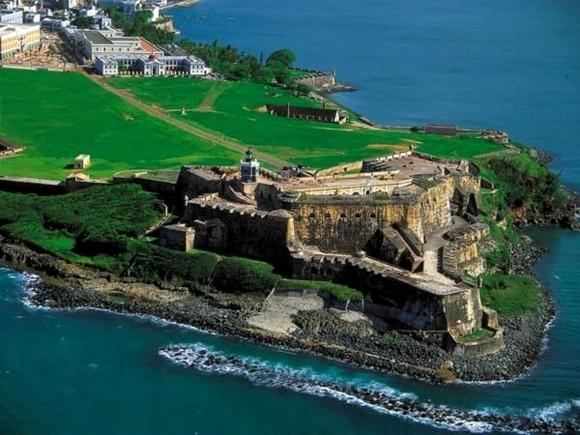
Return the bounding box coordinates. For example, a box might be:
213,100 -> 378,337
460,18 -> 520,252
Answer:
0,69 -> 239,180
480,273 -> 542,316
0,69 -> 504,179
109,77 -> 504,168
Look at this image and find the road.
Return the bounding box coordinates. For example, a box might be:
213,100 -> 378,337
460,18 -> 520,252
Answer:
83,73 -> 291,169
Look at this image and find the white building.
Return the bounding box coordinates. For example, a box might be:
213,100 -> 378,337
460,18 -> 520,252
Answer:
24,12 -> 41,23
78,29 -> 163,60
95,53 -> 211,77
79,6 -> 98,17
0,9 -> 24,24
41,17 -> 70,30
74,154 -> 91,169
0,23 -> 40,60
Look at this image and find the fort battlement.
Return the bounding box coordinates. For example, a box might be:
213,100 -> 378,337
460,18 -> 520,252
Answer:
184,197 -> 295,262
290,248 -> 481,335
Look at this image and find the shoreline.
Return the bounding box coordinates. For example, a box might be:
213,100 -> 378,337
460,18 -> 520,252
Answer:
0,237 -> 556,385
8,276 -> 575,433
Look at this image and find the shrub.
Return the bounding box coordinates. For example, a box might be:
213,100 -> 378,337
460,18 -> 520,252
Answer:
212,257 -> 280,294
278,279 -> 363,302
0,185 -> 164,266
128,241 -> 219,285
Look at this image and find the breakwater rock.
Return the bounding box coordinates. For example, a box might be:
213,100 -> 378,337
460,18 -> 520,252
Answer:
159,343 -> 579,433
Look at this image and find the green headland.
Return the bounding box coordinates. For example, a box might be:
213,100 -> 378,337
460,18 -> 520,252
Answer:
0,68 -> 504,180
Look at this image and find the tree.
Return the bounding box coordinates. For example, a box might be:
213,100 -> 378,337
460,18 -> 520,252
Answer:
266,48 -> 296,68
72,16 -> 94,29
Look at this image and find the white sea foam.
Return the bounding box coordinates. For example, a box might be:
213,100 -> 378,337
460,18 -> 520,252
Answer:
162,343 -> 552,433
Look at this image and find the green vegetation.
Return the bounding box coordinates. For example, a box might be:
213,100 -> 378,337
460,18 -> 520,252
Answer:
480,273 -> 542,316
476,151 -> 568,268
0,184 -> 164,268
107,8 -> 174,46
0,186 -> 362,298
0,68 -> 505,180
0,69 -> 239,179
127,241 -> 220,284
477,152 -> 566,215
108,77 -> 504,169
457,328 -> 495,343
380,331 -> 400,346
277,278 -> 363,302
71,16 -> 93,28
178,40 -> 304,88
212,256 -> 279,294
211,257 -> 363,301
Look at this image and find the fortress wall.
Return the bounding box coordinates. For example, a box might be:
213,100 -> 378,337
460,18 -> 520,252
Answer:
286,200 -> 419,253
184,201 -> 294,263
285,175 -> 480,254
0,176 -> 64,195
296,72 -> 336,89
440,287 -> 482,335
290,254 -> 481,333
343,265 -> 480,332
177,169 -> 223,200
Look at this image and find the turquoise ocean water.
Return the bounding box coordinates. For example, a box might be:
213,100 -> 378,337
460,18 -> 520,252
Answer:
1,0 -> 579,433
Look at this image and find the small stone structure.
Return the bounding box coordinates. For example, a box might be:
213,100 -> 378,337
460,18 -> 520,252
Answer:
0,140 -> 24,158
481,130 -> 509,145
425,124 -> 457,136
158,224 -> 195,252
74,154 -> 91,170
266,104 -> 348,124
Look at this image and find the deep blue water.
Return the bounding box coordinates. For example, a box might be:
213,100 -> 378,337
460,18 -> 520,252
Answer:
1,0 -> 580,433
0,229 -> 579,434
168,0 -> 580,191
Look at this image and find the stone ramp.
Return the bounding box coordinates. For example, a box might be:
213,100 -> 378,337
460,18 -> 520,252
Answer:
247,293 -> 324,335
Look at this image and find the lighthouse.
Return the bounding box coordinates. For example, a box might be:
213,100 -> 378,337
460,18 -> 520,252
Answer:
240,149 -> 260,182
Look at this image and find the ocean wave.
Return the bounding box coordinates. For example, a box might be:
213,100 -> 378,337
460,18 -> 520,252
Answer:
159,343 -> 578,433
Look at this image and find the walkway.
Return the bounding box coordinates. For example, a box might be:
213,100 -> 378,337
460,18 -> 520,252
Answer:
83,73 -> 291,169
423,216 -> 466,284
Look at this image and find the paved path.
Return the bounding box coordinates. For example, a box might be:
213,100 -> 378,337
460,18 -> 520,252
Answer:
83,73 -> 291,168
423,216 -> 466,284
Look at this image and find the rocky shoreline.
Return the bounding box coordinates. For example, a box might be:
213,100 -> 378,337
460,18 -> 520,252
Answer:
0,237 -> 556,385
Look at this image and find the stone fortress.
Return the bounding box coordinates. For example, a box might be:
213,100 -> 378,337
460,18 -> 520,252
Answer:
162,149 -> 503,356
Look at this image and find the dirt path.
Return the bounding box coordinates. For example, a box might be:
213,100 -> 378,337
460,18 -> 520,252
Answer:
195,82 -> 231,112
83,73 -> 291,168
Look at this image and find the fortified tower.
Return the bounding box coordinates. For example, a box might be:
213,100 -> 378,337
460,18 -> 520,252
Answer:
240,149 -> 260,182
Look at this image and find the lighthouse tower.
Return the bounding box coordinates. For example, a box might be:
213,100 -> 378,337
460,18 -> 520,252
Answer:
240,148 -> 260,183
240,149 -> 260,182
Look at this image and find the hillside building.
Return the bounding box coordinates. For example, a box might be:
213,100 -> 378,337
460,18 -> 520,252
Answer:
78,30 -> 164,60
95,53 -> 210,76
0,9 -> 23,24
0,23 -> 40,60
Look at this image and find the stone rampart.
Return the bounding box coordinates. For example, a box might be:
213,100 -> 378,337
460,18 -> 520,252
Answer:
0,176 -> 64,195
291,251 -> 482,335
184,199 -> 295,264
282,175 -> 478,253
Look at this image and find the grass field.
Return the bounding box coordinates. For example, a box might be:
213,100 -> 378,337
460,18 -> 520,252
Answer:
109,77 -> 505,168
0,69 -> 239,180
0,69 -> 505,180
480,273 -> 542,316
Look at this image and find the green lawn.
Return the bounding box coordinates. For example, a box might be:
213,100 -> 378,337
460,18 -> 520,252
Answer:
109,77 -> 505,168
0,69 -> 239,180
0,69 -> 505,180
480,273 -> 542,316
457,328 -> 495,343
